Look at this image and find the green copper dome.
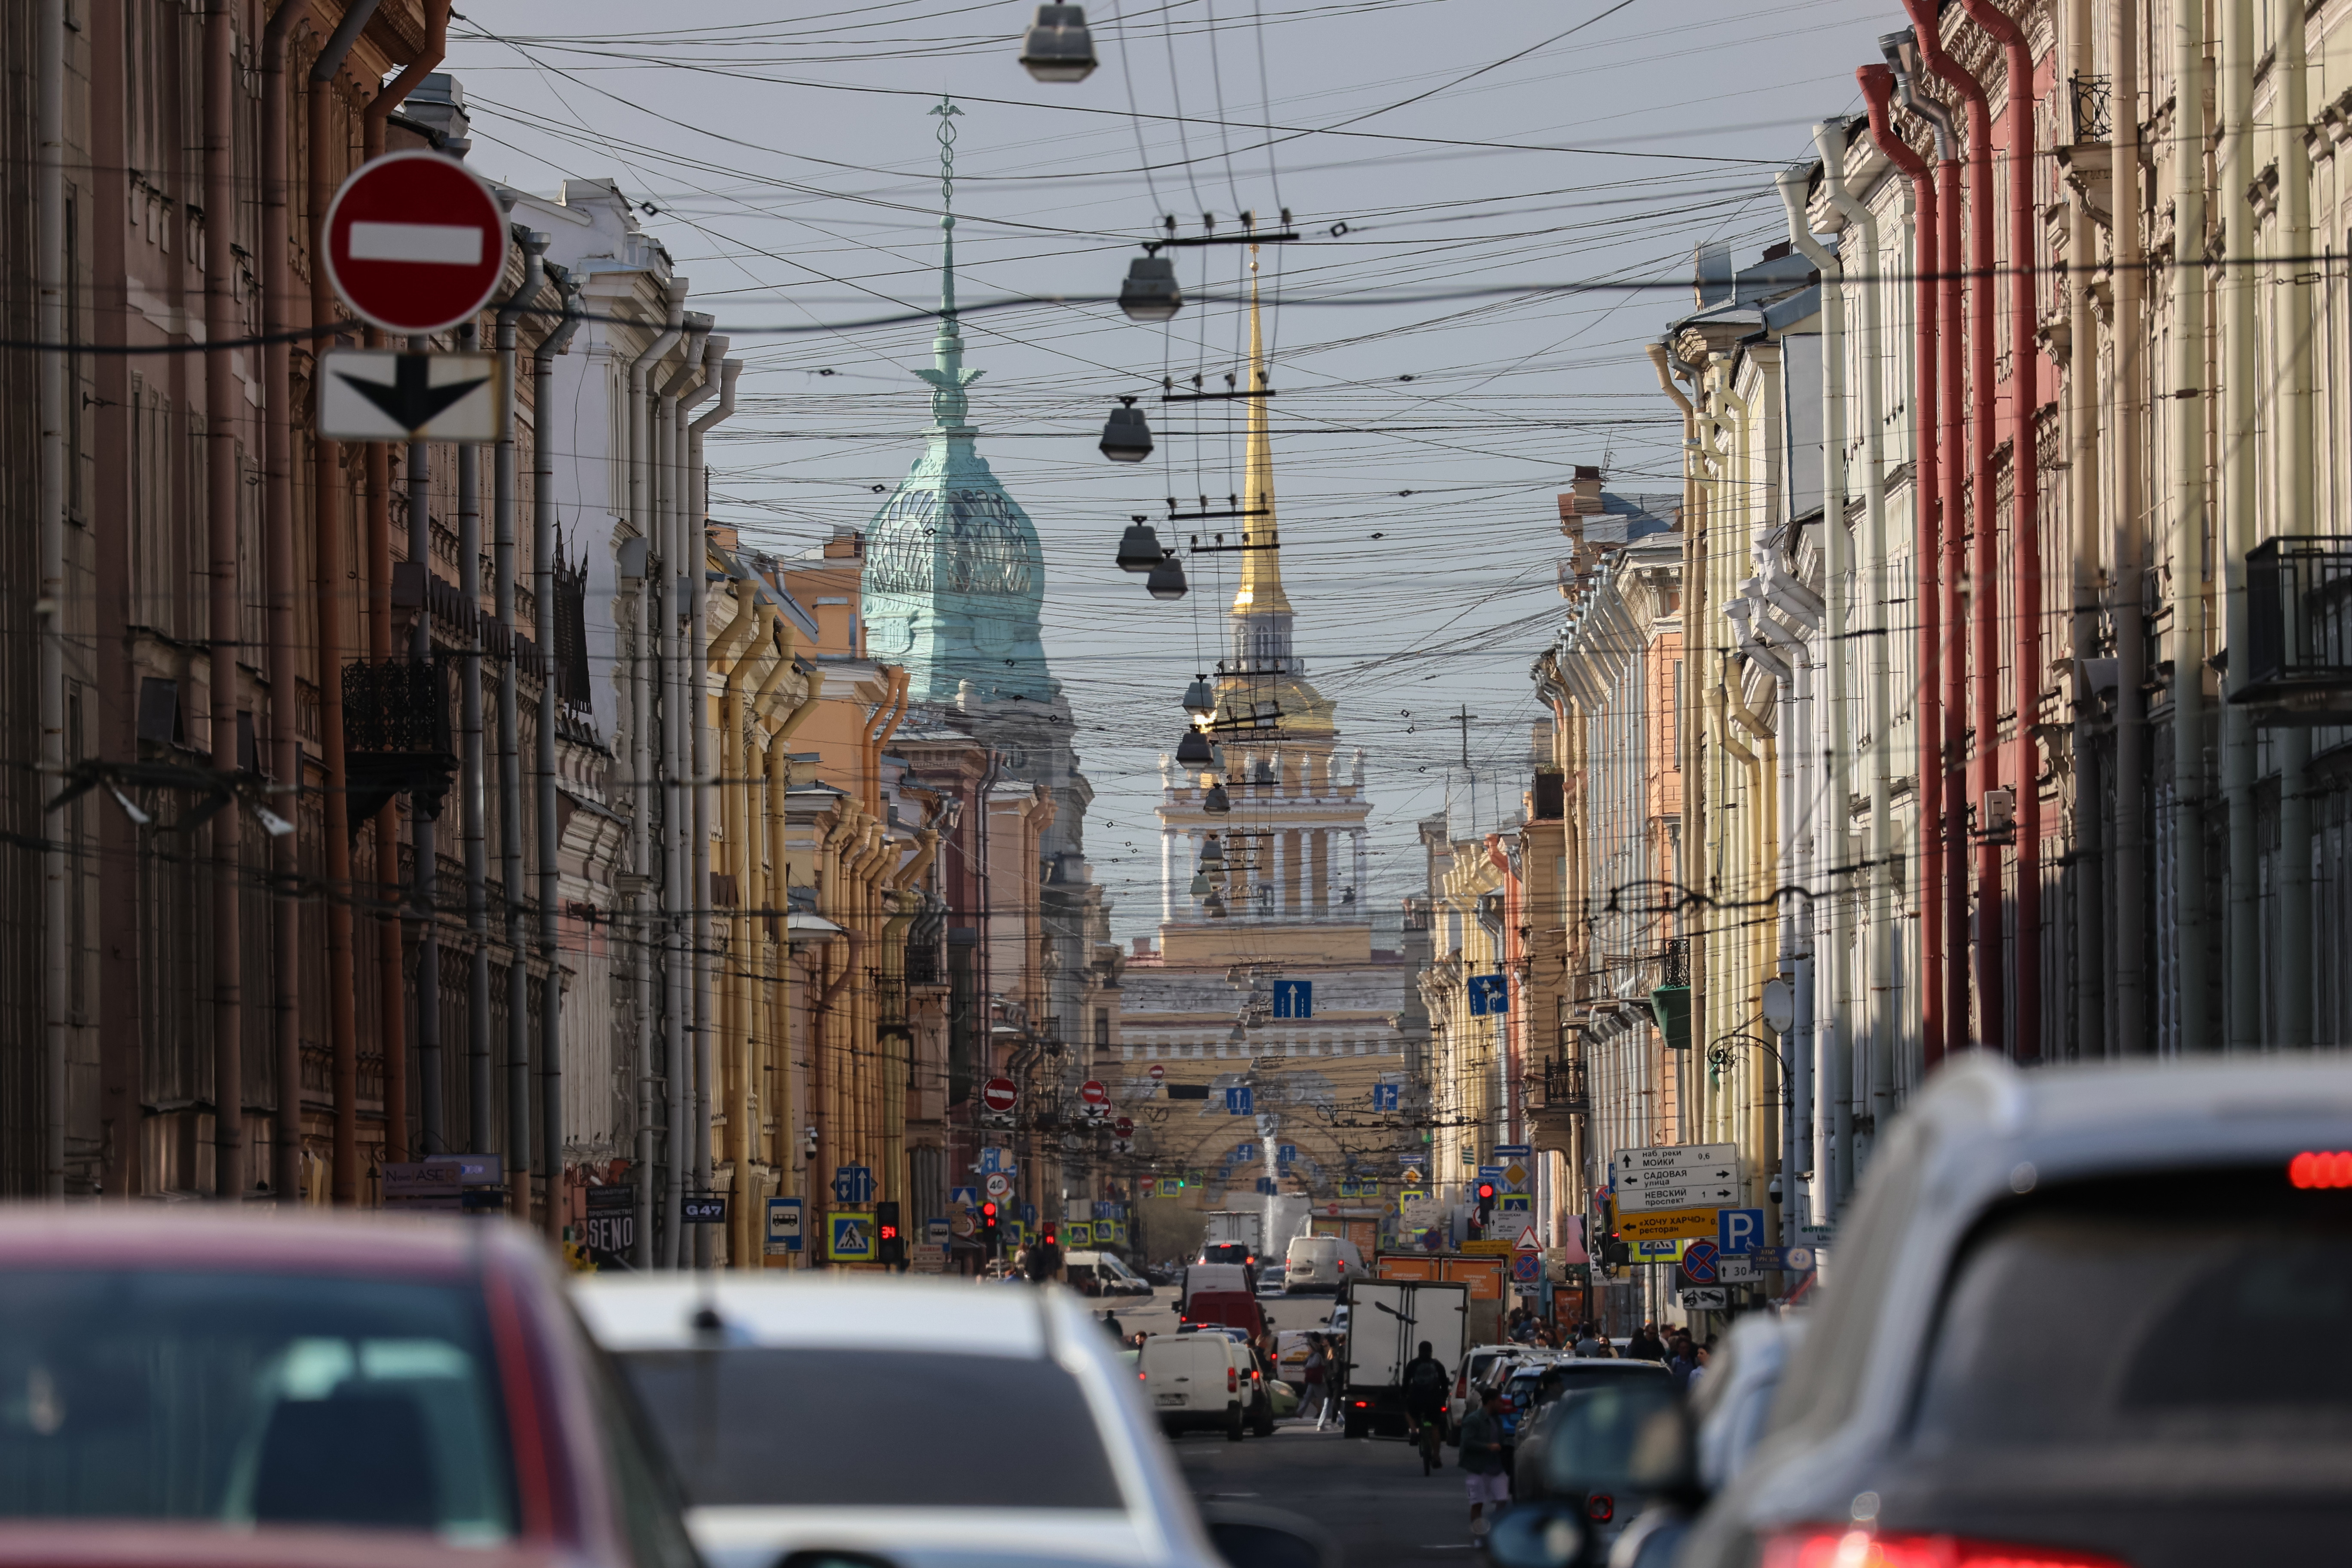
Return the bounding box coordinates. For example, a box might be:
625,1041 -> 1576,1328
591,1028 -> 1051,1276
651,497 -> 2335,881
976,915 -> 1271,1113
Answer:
861,98 -> 1058,706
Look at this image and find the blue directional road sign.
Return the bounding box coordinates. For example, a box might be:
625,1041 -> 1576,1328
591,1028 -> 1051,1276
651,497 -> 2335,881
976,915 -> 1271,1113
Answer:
1478,1164 -> 1505,1184
1718,1207 -> 1765,1256
1278,1143 -> 1298,1164
1495,1143 -> 1532,1160
831,1165 -> 876,1204
1022,1203 -> 1038,1225
978,1147 -> 1012,1175
1272,979 -> 1313,1019
1255,1177 -> 1277,1195
949,1185 -> 979,1210
1226,1085 -> 1254,1115
766,1196 -> 803,1253
1681,1239 -> 1720,1284
1372,1083 -> 1401,1112
1467,974 -> 1510,1016
1751,1245 -> 1816,1273
1234,1142 -> 1259,1162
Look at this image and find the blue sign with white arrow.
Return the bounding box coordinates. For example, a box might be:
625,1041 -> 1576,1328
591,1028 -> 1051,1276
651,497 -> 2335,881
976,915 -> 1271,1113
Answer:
1226,1085 -> 1254,1115
1272,979 -> 1313,1019
1467,974 -> 1510,1016
1372,1083 -> 1401,1111
831,1165 -> 876,1204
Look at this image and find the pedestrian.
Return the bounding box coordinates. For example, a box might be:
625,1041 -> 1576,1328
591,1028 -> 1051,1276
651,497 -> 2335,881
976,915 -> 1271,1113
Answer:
1686,1343 -> 1712,1393
1102,1310 -> 1124,1342
1457,1389 -> 1510,1540
1301,1334 -> 1330,1427
1628,1321 -> 1665,1361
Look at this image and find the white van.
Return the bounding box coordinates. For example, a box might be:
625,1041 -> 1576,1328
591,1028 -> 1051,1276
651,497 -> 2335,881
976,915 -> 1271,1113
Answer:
1065,1250 -> 1153,1297
1137,1333 -> 1250,1440
1178,1261 -> 1250,1310
1283,1233 -> 1363,1294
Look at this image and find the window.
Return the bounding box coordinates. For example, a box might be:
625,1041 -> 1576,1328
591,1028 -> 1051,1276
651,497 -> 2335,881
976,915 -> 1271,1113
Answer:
0,1269 -> 516,1536
617,1349 -> 1124,1510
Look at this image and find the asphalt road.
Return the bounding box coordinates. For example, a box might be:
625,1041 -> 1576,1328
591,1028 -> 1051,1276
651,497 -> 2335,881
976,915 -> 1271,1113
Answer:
1085,1284 -> 1472,1568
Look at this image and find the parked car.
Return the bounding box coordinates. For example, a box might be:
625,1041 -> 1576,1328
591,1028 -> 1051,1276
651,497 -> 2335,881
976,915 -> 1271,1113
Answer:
1510,1360 -> 1675,1499
1065,1250 -> 1153,1298
1177,1289 -> 1266,1338
1280,1234 -> 1363,1295
574,1273 -> 1272,1568
1660,1055 -> 2352,1568
0,1207 -> 698,1568
1498,1377 -> 1684,1564
1451,1344 -> 1526,1433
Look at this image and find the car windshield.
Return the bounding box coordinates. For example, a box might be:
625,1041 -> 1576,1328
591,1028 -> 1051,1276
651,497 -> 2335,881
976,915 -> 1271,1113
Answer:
1540,1381 -> 1682,1494
0,1267 -> 515,1539
1201,1244 -> 1251,1264
619,1348 -> 1126,1510
1911,1167 -> 2352,1455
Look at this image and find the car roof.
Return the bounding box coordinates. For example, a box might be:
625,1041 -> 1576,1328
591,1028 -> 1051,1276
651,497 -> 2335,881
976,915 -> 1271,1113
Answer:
0,1204 -> 510,1278
573,1273 -> 1057,1357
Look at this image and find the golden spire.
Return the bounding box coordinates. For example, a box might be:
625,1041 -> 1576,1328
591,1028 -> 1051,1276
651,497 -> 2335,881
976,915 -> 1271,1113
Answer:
1232,248 -> 1292,616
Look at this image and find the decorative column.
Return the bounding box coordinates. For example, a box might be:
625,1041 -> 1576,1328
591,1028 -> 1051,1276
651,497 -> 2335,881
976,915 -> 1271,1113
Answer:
1312,828 -> 1330,914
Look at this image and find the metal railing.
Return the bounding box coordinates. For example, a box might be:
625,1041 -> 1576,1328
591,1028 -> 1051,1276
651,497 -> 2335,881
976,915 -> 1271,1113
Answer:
342,656 -> 450,754
2241,536 -> 2352,707
2069,74 -> 2112,142
1539,1056 -> 1589,1114
1657,936 -> 1690,988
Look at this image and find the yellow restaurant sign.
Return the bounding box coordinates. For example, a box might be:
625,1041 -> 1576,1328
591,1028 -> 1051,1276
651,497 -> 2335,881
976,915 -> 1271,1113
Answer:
1617,1205 -> 1720,1241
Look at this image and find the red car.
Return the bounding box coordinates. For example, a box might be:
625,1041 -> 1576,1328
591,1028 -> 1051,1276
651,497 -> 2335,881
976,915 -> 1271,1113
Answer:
0,1207 -> 697,1568
1178,1289 -> 1267,1338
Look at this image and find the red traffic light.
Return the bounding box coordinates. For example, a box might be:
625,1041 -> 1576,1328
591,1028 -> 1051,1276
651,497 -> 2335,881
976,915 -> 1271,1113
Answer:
879,1223 -> 900,1241
981,1200 -> 998,1218
1477,1182 -> 1496,1200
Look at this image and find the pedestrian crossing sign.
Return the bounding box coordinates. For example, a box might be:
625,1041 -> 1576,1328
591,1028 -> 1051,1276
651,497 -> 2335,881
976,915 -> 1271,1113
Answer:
827,1211 -> 876,1262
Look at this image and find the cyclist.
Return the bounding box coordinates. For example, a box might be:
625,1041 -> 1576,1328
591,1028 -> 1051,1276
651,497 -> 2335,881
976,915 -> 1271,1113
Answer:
1403,1339 -> 1451,1473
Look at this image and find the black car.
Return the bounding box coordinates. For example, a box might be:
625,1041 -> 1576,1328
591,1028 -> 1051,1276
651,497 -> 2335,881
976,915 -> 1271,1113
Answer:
1511,1359 -> 1677,1498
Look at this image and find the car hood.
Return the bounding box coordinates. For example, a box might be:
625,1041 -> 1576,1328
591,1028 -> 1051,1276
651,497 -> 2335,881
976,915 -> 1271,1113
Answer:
689,1507 -> 1207,1568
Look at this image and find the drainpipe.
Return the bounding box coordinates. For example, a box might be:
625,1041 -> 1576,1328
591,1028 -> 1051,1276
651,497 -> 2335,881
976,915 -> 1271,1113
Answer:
710,584 -> 765,1265
744,622 -> 798,1255
2220,0 -> 2258,1050
202,0 -> 245,1196
309,3 -> 383,1204
2169,0 -> 2210,1049
360,0 -> 447,1178
2055,0 -> 2104,1061
2273,0 -> 2315,1050
625,282 -> 683,1263
1901,0 -> 1996,1055
262,0 -> 315,1202
38,0 -> 67,1196
1960,0 -> 2045,1063
1773,169 -> 1853,1214
1860,57 -> 1945,1073
457,327 -> 493,1158
662,322 -> 715,1260
1813,119 -> 1895,1149
535,278 -> 582,1242
686,346 -> 740,1254
495,231 -> 547,1213
2107,0 -> 2149,1054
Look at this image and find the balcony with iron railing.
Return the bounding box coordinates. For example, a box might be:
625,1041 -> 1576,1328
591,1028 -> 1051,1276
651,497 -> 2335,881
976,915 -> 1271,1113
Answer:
2239,536 -> 2352,723
342,656 -> 455,830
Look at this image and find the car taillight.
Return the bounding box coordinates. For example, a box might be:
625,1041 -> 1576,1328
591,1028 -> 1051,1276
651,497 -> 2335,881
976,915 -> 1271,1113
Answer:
1228,1367 -> 1239,1393
1139,1370 -> 1148,1380
1455,1372 -> 1468,1395
1353,1400 -> 1369,1408
1759,1530 -> 2131,1568
1585,1494 -> 1613,1524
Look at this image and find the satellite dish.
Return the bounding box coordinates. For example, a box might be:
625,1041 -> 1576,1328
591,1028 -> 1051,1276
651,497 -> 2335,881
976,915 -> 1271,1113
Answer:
1760,975 -> 1796,1035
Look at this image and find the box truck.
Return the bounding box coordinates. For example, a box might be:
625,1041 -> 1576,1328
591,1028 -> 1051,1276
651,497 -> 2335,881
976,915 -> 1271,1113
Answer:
1335,1276 -> 1470,1439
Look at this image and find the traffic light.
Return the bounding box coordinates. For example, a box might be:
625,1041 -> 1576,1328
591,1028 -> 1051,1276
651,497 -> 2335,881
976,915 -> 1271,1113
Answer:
876,1200 -> 905,1267
980,1200 -> 1001,1255
1040,1222 -> 1059,1252
1601,1202 -> 1630,1269
1473,1181 -> 1497,1237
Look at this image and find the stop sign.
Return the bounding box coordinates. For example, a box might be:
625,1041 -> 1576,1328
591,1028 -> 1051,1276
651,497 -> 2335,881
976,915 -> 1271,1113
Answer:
1080,1079 -> 1109,1106
1148,1064 -> 1166,1081
323,151 -> 509,335
981,1077 -> 1017,1113
1114,1117 -> 1134,1137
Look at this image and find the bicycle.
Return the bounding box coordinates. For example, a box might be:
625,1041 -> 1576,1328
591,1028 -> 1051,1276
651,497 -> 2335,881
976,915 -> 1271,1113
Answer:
1412,1410 -> 1446,1475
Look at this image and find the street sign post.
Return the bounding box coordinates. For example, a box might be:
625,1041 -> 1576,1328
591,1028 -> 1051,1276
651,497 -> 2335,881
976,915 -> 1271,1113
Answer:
322,151 -> 510,335
681,1195 -> 728,1224
1678,1286 -> 1729,1311
764,1196 -> 802,1255
982,1078 -> 1019,1114
949,1185 -> 979,1210
1225,1085 -> 1253,1114
1273,979 -> 1312,1018
984,1172 -> 1010,1199
1681,1239 -> 1720,1284
1467,974 -> 1510,1015
827,1212 -> 876,1263
1618,1206 -> 1723,1241
831,1164 -> 876,1204
318,349 -> 503,442
1372,1083 -> 1401,1111
1513,1225 -> 1541,1252
1614,1143 -> 1741,1213
1080,1079 -> 1109,1106
1113,1117 -> 1134,1137
1717,1207 -> 1765,1255
1148,1063 -> 1166,1080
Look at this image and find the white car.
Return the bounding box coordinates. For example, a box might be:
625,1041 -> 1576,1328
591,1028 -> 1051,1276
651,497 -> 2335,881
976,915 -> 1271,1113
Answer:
572,1274 -> 1234,1568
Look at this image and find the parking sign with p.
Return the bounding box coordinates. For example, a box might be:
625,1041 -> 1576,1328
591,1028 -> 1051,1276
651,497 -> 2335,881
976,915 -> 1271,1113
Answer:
1718,1206 -> 1765,1256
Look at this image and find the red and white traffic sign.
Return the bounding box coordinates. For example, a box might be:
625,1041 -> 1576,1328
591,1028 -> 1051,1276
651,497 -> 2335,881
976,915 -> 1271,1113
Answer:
1080,1079 -> 1109,1106
323,151 -> 509,335
981,1077 -> 1018,1114
1147,1064 -> 1166,1081
1113,1117 -> 1134,1138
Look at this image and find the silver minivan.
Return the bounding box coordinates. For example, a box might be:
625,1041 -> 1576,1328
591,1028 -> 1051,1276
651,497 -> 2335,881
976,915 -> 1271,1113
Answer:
1282,1234 -> 1363,1295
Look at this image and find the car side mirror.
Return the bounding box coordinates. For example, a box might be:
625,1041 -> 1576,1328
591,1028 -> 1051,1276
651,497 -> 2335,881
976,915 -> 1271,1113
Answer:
1200,1502 -> 1337,1568
1481,1503 -> 1586,1568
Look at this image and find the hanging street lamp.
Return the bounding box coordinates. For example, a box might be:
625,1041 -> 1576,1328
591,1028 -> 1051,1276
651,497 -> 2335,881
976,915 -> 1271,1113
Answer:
1116,517 -> 1165,572
1118,254 -> 1183,321
1202,780 -> 1232,814
1018,4 -> 1098,81
1182,675 -> 1217,719
1100,396 -> 1153,462
1198,835 -> 1225,866
1189,871 -> 1213,898
1147,551 -> 1188,600
1176,728 -> 1217,770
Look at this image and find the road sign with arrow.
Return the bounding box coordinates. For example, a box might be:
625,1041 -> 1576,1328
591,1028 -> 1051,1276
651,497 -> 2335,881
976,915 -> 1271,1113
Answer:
318,349 -> 502,442
1614,1142 -> 1742,1213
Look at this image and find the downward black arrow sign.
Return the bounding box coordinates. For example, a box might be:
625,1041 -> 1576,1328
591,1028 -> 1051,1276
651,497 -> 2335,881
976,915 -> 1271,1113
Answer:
338,353 -> 489,434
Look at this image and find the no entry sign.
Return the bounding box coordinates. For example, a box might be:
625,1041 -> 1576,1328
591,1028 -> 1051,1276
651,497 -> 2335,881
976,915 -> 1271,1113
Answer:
981,1077 -> 1018,1114
1113,1116 -> 1134,1137
1080,1079 -> 1109,1106
323,150 -> 509,335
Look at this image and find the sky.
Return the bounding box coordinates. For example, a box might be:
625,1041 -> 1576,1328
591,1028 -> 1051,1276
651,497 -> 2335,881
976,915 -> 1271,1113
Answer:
446,0 -> 1901,940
